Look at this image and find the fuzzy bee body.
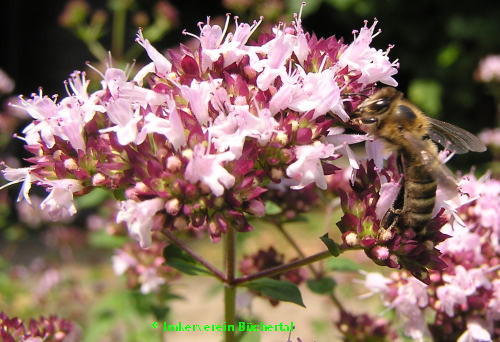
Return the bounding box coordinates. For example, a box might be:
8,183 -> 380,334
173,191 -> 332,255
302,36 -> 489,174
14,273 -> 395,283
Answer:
353,87 -> 486,232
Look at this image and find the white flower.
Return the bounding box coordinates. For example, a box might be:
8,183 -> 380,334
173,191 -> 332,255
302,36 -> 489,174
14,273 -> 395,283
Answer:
116,198 -> 164,248
184,145 -> 235,197
286,141 -> 337,190
40,179 -> 83,220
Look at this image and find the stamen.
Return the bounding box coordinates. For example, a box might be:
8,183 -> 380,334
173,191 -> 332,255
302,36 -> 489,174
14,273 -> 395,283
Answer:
125,59 -> 137,80
249,16 -> 263,37
318,53 -> 328,72
182,29 -> 201,42
85,61 -> 105,79
217,13 -> 231,47
298,2 -> 306,22
63,80 -> 71,97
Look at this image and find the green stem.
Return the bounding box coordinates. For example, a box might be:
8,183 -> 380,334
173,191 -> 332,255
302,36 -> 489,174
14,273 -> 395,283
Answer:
162,230 -> 226,282
112,4 -> 126,58
275,222 -> 318,277
274,223 -> 345,311
224,227 -> 236,342
233,249 -> 334,286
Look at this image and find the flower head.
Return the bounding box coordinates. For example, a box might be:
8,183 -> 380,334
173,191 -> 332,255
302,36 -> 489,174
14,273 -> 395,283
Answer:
2,13 -> 398,247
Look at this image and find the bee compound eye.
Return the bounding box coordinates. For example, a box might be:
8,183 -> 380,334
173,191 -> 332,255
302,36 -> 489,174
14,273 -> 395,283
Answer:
371,98 -> 391,113
361,117 -> 377,124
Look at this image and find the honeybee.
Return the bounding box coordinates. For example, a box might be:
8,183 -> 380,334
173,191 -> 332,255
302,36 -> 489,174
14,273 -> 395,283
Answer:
352,87 -> 486,233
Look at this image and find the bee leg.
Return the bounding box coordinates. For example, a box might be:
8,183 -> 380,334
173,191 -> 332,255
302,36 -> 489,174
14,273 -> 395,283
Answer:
381,207 -> 402,229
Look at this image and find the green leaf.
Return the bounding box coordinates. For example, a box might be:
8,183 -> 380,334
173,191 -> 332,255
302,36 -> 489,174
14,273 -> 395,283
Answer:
112,188 -> 126,201
163,244 -> 211,276
326,258 -> 360,272
264,201 -> 282,215
245,278 -> 305,307
320,233 -> 341,257
89,230 -> 128,249
307,277 -> 336,294
75,188 -> 110,209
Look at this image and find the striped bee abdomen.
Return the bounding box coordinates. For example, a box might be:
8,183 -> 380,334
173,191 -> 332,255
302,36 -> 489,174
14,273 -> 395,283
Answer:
400,163 -> 437,231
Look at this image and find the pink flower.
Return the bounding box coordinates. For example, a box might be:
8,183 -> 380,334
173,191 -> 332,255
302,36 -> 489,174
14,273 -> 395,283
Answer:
136,29 -> 172,78
338,19 -> 398,87
0,166 -> 35,204
209,106 -> 278,159
139,267 -> 166,294
111,250 -> 137,275
200,16 -> 262,70
326,128 -> 368,169
457,319 -> 492,342
137,106 -> 186,150
19,92 -> 59,147
375,179 -> 401,219
184,145 -> 236,196
252,28 -> 295,91
100,98 -> 141,145
285,68 -> 348,121
365,139 -> 388,170
357,271 -> 391,298
475,55 -> 500,82
286,142 -> 337,190
180,79 -> 217,125
479,128 -> 500,147
116,198 -> 164,248
439,225 -> 485,264
39,179 -> 83,220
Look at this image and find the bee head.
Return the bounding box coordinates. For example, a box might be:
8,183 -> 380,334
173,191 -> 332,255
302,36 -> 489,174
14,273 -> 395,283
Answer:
351,87 -> 403,128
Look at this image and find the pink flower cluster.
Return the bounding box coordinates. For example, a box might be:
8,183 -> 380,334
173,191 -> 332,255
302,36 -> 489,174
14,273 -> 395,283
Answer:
239,247 -> 307,305
334,158 -> 450,283
1,12 -> 398,247
0,312 -> 79,342
359,171 -> 500,341
112,239 -> 178,294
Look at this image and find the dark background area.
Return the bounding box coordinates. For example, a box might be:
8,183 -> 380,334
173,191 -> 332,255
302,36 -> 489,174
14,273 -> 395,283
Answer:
0,0 -> 498,167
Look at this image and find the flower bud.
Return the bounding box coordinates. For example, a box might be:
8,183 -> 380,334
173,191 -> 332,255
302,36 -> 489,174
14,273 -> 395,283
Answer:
92,173 -> 107,186
247,199 -> 265,217
166,155 -> 182,172
165,198 -> 181,215
63,158 -> 78,171
343,232 -> 359,246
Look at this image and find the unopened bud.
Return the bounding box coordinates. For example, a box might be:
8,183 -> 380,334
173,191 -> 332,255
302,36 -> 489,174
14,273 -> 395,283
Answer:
92,173 -> 107,186
165,198 -> 181,215
377,228 -> 393,242
270,168 -> 283,182
135,182 -> 149,193
344,232 -> 359,246
371,246 -> 389,260
63,158 -> 78,171
247,200 -> 265,217
275,131 -> 288,145
166,155 -> 182,172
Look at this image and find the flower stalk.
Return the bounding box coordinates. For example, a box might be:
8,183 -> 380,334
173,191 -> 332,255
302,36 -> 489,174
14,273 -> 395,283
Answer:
162,229 -> 226,282
224,226 -> 236,342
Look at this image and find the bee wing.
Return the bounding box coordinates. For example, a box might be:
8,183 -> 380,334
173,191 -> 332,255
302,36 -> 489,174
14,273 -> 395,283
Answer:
402,132 -> 458,197
427,117 -> 486,154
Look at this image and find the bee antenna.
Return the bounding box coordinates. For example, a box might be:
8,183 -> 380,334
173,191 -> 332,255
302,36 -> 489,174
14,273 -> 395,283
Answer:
342,92 -> 369,98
